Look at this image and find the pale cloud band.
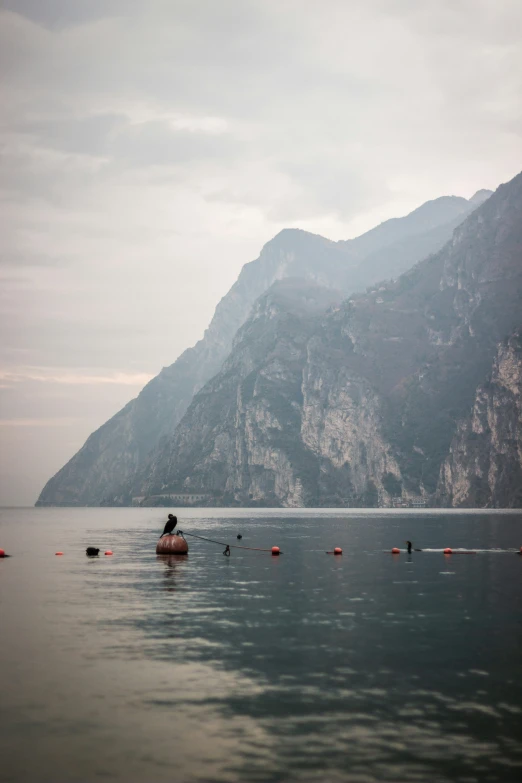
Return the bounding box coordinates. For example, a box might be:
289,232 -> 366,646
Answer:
0,368 -> 154,387
0,417 -> 80,427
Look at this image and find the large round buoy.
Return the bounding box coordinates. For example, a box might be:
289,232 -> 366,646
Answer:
334,547 -> 343,555
156,535 -> 188,555
391,547 -> 400,554
443,547 -> 452,555
271,546 -> 280,556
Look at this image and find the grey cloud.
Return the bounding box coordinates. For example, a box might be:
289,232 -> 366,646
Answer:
0,251 -> 66,268
11,113 -> 239,167
110,121 -> 243,168
0,0 -> 140,29
373,0 -> 522,45
21,113 -> 127,157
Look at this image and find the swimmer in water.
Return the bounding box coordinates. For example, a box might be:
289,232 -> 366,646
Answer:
161,514 -> 177,537
406,540 -> 412,554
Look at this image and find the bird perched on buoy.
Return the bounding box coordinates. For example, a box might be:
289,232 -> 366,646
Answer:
161,514 -> 177,537
86,547 -> 100,557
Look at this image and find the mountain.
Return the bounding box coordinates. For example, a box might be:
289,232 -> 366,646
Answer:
138,173 -> 521,508
37,189 -> 492,506
438,328 -> 522,508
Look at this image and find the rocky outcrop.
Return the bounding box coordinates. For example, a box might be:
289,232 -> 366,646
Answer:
438,329 -> 522,507
37,189 -> 493,506
141,280 -> 342,506
137,173 -> 521,507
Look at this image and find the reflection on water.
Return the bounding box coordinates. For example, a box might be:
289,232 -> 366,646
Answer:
157,554 -> 188,593
0,508 -> 522,782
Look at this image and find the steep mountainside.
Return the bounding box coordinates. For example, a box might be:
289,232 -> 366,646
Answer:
140,173 -> 521,507
438,329 -> 522,508
37,190 -> 492,506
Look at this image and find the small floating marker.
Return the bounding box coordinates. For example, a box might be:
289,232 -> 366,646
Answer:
443,548 -> 453,555
391,547 -> 400,554
105,550 -> 113,556
55,551 -> 64,556
0,548 -> 5,558
271,546 -> 280,556
334,547 -> 343,555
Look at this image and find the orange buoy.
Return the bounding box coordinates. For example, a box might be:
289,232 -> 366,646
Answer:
105,550 -> 113,556
0,548 -> 5,558
334,547 -> 343,555
391,547 -> 400,554
271,546 -> 280,556
55,551 -> 64,556
156,535 -> 188,555
443,547 -> 452,555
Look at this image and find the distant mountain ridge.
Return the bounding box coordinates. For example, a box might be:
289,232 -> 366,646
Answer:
136,174 -> 522,508
36,188 -> 493,506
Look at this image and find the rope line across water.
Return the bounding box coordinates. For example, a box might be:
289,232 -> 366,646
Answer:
180,530 -> 281,553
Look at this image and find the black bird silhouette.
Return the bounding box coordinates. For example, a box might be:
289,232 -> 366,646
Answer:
161,514 -> 178,537
86,547 -> 100,557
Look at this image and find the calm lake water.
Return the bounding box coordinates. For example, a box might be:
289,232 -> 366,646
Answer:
1,508 -> 522,783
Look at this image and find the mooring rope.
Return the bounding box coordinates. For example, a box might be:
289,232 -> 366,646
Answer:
180,530 -> 281,553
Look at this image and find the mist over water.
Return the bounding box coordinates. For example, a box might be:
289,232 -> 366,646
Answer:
1,508 -> 522,783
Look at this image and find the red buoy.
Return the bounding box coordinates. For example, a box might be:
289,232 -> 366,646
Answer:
334,547 -> 343,555
156,535 -> 188,555
55,551 -> 64,556
105,550 -> 113,556
271,546 -> 280,556
391,547 -> 400,554
443,547 -> 452,555
0,548 -> 5,558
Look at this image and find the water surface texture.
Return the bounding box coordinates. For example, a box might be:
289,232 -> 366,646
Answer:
1,508 -> 522,783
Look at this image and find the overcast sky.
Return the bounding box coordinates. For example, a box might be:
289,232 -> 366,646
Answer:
0,0 -> 521,505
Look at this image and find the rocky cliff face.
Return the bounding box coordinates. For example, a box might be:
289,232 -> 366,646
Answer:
139,173 -> 521,507
37,189 -> 493,506
438,329 -> 522,507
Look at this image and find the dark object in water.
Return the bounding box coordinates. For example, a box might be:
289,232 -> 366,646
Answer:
86,547 -> 100,557
223,545 -> 231,556
406,540 -> 412,554
237,534 -> 242,540
161,514 -> 177,537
